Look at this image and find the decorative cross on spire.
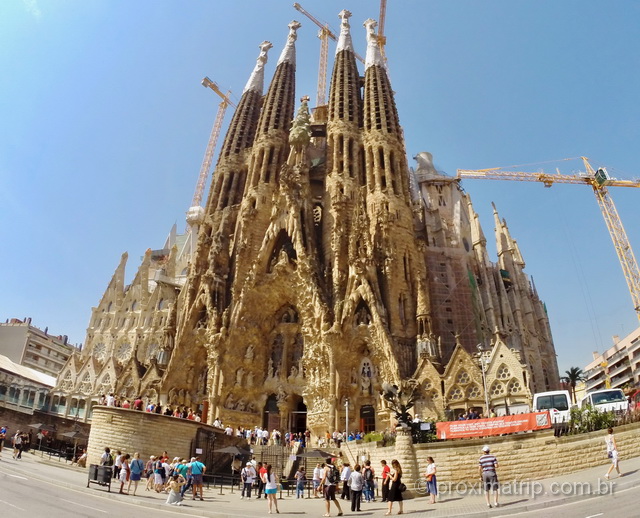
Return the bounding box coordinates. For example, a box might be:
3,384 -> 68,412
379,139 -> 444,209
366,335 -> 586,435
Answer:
243,40 -> 273,93
336,9 -> 354,54
278,20 -> 302,65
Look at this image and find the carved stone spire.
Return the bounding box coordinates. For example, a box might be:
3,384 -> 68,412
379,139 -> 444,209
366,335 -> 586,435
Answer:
363,18 -> 385,70
243,41 -> 273,94
336,9 -> 354,54
277,20 -> 301,66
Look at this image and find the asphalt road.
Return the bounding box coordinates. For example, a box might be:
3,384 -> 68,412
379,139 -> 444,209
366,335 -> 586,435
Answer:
490,480 -> 637,518
0,468 -> 185,518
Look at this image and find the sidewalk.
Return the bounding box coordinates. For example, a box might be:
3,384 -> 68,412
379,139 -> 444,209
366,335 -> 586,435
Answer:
1,449 -> 639,517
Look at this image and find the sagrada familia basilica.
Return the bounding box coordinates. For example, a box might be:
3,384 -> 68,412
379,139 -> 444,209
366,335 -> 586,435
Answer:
53,11 -> 560,435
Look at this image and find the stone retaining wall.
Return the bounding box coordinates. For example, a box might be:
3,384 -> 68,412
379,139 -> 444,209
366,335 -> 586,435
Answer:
87,407 -> 245,468
346,422 -> 640,489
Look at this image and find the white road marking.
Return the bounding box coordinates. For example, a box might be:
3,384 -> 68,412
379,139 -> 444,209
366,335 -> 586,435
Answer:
60,498 -> 108,513
7,474 -> 28,480
0,499 -> 25,511
585,514 -> 603,518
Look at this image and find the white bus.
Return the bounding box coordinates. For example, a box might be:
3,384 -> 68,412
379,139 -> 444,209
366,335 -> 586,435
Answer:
532,390 -> 572,424
579,389 -> 628,413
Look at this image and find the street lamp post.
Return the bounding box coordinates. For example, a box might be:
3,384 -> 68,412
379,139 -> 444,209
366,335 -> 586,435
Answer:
477,344 -> 490,416
344,398 -> 349,438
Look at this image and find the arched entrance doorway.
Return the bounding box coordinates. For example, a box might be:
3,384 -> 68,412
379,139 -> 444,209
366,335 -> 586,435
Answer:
263,394 -> 280,431
289,396 -> 307,433
360,404 -> 376,433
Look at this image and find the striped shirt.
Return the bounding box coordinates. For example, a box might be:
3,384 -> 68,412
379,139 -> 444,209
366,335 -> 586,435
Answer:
479,454 -> 498,472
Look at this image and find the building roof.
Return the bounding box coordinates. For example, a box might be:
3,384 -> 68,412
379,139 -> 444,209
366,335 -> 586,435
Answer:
0,353 -> 56,387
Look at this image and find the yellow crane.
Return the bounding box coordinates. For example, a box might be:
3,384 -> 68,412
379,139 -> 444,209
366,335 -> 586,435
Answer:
378,0 -> 388,60
189,77 -> 236,212
457,157 -> 640,323
293,2 -> 364,106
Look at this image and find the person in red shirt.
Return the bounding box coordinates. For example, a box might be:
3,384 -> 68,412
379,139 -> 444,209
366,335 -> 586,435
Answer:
257,462 -> 267,499
381,459 -> 391,502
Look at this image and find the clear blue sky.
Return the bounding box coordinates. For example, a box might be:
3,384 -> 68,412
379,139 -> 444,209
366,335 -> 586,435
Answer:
1,1 -> 639,376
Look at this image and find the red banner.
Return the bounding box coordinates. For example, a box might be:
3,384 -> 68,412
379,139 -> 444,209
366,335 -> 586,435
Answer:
436,411 -> 552,439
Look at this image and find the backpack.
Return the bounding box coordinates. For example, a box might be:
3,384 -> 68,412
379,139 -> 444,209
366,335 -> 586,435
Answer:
364,467 -> 373,481
327,465 -> 339,485
103,453 -> 114,466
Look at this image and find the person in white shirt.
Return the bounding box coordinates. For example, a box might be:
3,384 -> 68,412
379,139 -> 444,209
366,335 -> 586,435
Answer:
106,393 -> 115,407
213,417 -> 222,428
312,463 -> 324,497
348,464 -> 364,512
241,462 -> 256,499
340,462 -> 352,500
225,425 -> 233,436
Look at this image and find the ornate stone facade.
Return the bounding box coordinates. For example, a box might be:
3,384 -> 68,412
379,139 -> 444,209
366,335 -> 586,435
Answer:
54,11 -> 560,431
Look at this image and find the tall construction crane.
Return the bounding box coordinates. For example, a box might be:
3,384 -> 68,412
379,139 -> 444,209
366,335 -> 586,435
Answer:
457,157 -> 640,323
378,0 -> 388,59
187,77 -> 236,218
293,2 -> 364,106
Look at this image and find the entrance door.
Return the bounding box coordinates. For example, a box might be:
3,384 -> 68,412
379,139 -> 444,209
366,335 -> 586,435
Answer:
360,404 -> 375,433
289,397 -> 307,433
263,394 -> 280,430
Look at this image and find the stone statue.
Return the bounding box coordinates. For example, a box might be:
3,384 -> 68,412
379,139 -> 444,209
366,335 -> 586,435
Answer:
246,371 -> 254,387
245,344 -> 254,361
235,368 -> 244,386
224,392 -> 235,409
267,359 -> 274,379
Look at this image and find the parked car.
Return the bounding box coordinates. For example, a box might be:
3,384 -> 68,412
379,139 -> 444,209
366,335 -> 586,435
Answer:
579,388 -> 628,413
532,390 -> 573,427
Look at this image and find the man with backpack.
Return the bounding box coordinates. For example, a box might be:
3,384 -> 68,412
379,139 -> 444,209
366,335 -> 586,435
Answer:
241,461 -> 256,499
321,457 -> 343,516
363,460 -> 375,502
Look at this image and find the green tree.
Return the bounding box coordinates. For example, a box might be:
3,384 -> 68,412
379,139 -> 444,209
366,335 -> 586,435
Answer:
561,367 -> 585,404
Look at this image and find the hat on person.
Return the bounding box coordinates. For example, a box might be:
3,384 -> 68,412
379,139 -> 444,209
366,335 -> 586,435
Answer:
246,462 -> 251,466
482,445 -> 490,452
150,455 -> 156,459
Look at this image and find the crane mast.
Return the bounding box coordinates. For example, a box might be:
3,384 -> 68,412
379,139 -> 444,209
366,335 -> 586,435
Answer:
189,77 -> 236,211
293,2 -> 364,106
457,157 -> 640,323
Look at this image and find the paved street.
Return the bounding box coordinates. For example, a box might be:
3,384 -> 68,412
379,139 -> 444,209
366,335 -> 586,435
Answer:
0,448 -> 639,517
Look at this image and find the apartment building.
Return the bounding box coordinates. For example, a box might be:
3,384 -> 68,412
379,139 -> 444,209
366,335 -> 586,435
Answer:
584,326 -> 640,392
0,318 -> 77,378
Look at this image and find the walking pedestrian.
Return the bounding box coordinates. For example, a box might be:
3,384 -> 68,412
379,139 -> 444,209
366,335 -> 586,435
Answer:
154,455 -> 165,492
257,461 -> 266,499
295,466 -> 306,498
145,455 -> 156,491
605,427 -> 622,479
424,456 -> 437,504
363,460 -> 375,502
380,459 -> 390,502
386,459 -> 403,515
321,457 -> 343,517
127,452 -> 145,495
118,453 -> 131,494
189,456 -> 206,501
242,461 -> 256,499
312,462 -> 324,498
113,450 -> 123,480
348,464 -> 364,512
176,458 -> 192,499
479,445 -> 499,508
262,463 -> 280,514
12,431 -> 23,459
340,462 -> 351,500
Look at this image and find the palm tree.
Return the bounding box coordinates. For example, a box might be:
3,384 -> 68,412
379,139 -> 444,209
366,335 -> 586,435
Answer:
561,367 -> 585,404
